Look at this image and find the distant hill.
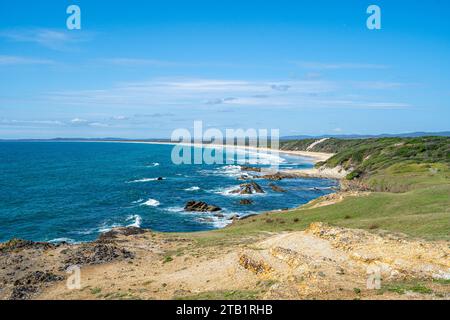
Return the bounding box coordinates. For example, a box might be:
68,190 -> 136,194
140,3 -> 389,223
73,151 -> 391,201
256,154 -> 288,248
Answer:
281,131 -> 450,140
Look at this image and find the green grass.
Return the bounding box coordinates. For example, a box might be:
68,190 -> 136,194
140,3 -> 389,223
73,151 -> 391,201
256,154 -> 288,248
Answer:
168,137 -> 450,246
379,281 -> 434,295
90,287 -> 102,295
183,175 -> 449,247
186,181 -> 449,244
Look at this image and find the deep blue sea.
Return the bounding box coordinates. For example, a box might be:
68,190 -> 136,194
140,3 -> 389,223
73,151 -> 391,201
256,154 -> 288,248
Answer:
0,142 -> 337,243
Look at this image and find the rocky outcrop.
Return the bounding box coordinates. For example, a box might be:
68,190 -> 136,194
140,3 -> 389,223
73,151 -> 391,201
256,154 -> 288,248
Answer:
10,271 -> 64,300
237,174 -> 254,181
230,181 -> 265,195
239,199 -> 254,205
260,172 -> 297,181
269,183 -> 286,193
240,166 -> 261,173
62,244 -> 134,269
98,227 -> 147,242
239,254 -> 273,275
0,239 -> 56,254
184,201 -> 222,212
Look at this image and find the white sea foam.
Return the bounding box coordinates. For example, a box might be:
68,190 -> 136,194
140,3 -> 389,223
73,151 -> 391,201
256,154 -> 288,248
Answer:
229,148 -> 286,165
127,214 -> 142,228
98,223 -> 121,233
165,206 -> 185,213
132,198 -> 144,204
49,237 -> 76,244
185,186 -> 200,191
141,198 -> 160,207
126,178 -> 159,183
146,162 -> 160,167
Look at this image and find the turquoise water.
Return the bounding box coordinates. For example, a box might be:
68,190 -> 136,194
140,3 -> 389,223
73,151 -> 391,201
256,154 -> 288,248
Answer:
0,142 -> 337,243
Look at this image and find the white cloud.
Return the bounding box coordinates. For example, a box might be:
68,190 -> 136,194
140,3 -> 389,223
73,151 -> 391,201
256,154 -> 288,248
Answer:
88,122 -> 109,128
353,81 -> 407,90
70,118 -> 88,124
293,61 -> 388,70
37,77 -> 411,111
111,115 -> 129,120
0,119 -> 64,126
102,58 -> 181,67
0,28 -> 92,51
0,55 -> 55,66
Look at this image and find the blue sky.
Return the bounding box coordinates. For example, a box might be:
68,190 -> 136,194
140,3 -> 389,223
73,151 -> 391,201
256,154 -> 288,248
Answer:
0,0 -> 449,138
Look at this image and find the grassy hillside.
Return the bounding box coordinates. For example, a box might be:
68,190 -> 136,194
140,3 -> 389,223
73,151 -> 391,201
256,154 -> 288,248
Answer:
191,137 -> 450,244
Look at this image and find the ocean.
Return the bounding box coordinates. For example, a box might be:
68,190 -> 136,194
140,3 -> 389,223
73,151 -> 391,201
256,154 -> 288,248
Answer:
0,142 -> 337,243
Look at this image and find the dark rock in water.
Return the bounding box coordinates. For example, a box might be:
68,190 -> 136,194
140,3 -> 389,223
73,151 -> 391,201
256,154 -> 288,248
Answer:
239,199 -> 254,205
10,271 -> 64,300
260,173 -> 283,181
214,213 -> 225,218
98,227 -> 147,242
260,172 -> 297,181
228,214 -> 240,220
62,244 -> 134,269
240,166 -> 261,173
269,183 -> 286,193
184,201 -> 222,212
237,174 -> 253,181
157,177 -> 164,181
230,181 -> 265,195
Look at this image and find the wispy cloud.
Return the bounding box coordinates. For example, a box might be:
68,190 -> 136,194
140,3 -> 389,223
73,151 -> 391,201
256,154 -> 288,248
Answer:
102,58 -> 182,67
271,84 -> 291,92
292,61 -> 388,70
32,77 -> 412,112
0,55 -> 55,66
134,113 -> 175,118
43,78 -> 337,108
353,81 -> 408,90
0,28 -> 92,51
0,119 -> 64,126
205,97 -> 237,105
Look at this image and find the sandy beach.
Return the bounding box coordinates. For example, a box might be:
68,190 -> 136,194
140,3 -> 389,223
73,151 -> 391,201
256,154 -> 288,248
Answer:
91,140 -> 334,163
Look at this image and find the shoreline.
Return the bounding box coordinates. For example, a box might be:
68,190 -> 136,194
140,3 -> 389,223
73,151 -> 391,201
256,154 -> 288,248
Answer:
79,140 -> 346,179
0,139 -> 341,245
42,139 -> 334,164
